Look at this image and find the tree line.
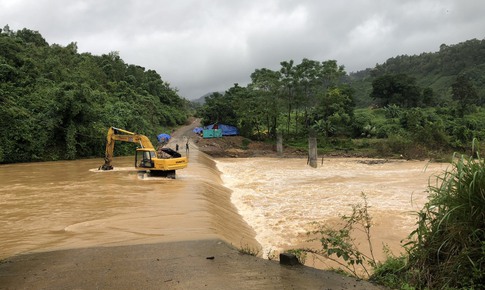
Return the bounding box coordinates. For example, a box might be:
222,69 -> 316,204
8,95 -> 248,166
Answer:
0,25 -> 190,163
351,38 -> 485,107
196,39 -> 485,158
197,59 -> 354,139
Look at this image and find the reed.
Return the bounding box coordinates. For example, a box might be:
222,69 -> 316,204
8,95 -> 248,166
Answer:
404,140 -> 485,289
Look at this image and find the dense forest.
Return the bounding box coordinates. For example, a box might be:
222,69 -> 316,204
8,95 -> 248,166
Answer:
0,25 -> 190,163
350,38 -> 485,107
196,38 -> 485,159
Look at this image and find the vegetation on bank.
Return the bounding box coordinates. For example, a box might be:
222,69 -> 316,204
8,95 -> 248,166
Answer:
195,38 -> 485,159
0,25 -> 190,163
2,25 -> 484,163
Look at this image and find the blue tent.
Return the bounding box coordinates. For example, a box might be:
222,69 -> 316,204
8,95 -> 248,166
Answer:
157,133 -> 171,143
192,127 -> 203,134
204,124 -> 239,136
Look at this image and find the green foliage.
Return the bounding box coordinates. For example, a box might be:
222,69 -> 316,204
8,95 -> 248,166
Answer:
286,249 -> 307,264
404,141 -> 485,289
312,86 -> 355,137
0,27 -> 189,163
196,58 -> 354,141
193,38 -> 485,158
352,107 -> 482,158
237,243 -> 261,257
371,74 -> 424,107
370,250 -> 410,289
350,38 -> 485,108
452,75 -> 480,117
198,91 -> 238,126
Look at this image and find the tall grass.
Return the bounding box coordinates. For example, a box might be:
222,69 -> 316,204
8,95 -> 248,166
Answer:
294,141 -> 484,288
404,141 -> 485,289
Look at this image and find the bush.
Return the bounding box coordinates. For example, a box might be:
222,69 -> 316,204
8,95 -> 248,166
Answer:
370,252 -> 410,289
404,141 -> 485,289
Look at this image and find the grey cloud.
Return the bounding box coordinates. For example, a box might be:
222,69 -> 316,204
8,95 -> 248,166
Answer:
1,0 -> 484,99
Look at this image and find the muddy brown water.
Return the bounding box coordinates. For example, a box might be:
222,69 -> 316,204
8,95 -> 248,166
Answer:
0,148 -> 256,260
0,147 -> 449,268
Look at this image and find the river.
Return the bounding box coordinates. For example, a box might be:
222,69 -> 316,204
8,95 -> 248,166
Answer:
0,146 -> 448,265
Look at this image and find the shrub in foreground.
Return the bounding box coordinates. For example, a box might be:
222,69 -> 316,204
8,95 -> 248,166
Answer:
403,141 -> 485,289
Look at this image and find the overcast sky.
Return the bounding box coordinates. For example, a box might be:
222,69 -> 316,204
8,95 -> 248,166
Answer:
1,0 -> 484,99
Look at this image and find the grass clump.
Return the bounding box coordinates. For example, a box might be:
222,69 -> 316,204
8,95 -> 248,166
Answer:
402,141 -> 485,289
293,141 -> 485,289
237,243 -> 261,257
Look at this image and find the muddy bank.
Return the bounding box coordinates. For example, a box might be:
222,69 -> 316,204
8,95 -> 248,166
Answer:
195,135 -> 307,158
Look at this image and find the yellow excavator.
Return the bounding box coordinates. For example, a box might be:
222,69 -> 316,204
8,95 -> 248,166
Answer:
99,127 -> 188,178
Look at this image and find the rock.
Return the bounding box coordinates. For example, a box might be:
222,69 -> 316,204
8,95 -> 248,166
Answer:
279,253 -> 300,266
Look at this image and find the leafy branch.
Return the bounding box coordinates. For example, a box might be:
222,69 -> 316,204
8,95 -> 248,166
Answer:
299,193 -> 379,278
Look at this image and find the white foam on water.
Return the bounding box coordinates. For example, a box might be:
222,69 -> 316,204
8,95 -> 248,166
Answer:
216,157 -> 448,257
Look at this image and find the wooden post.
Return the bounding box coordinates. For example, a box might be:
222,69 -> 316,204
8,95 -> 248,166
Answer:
308,137 -> 317,168
276,132 -> 283,156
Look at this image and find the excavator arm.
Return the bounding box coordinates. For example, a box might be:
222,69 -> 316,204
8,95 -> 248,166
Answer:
99,127 -> 155,170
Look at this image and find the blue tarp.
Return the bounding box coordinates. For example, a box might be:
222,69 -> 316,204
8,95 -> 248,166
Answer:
204,124 -> 239,136
157,133 -> 171,143
192,127 -> 203,134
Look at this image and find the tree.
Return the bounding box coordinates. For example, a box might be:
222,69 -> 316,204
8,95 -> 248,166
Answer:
280,60 -> 296,135
0,26 -> 189,163
452,75 -> 479,117
16,28 -> 48,46
295,58 -> 322,133
312,86 -> 355,137
370,74 -> 421,107
248,68 -> 282,138
199,91 -> 238,126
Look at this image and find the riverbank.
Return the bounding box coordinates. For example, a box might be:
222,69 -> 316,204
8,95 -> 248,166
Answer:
195,135 -> 306,158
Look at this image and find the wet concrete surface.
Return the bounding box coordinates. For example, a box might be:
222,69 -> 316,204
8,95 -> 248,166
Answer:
0,239 -> 385,290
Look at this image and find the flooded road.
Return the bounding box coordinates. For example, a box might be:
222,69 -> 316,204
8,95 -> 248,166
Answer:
0,147 -> 449,264
0,148 -> 256,259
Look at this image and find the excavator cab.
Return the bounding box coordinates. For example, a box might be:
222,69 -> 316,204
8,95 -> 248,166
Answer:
135,149 -> 156,168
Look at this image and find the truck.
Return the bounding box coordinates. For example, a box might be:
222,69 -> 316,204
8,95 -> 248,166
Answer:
99,127 -> 188,178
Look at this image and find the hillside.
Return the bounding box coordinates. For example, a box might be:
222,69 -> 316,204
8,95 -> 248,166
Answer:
348,38 -> 485,107
0,26 -> 190,163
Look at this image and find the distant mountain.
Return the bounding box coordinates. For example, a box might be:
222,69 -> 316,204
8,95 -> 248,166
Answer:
191,91 -> 222,105
348,38 -> 485,107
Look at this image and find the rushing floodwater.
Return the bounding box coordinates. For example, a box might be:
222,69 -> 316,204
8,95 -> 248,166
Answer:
0,146 -> 448,264
216,157 -> 449,258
